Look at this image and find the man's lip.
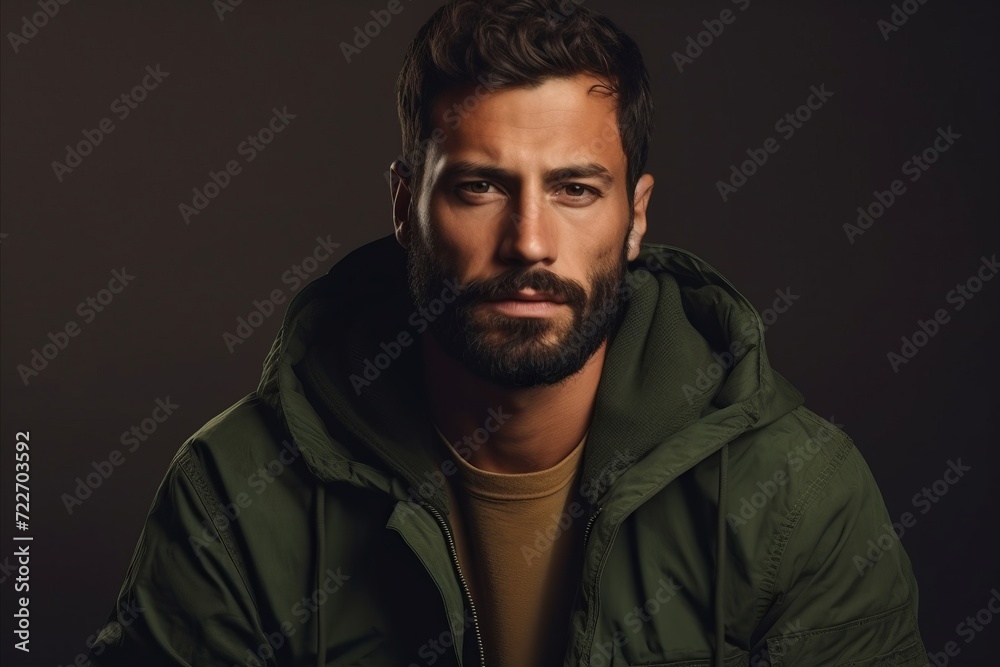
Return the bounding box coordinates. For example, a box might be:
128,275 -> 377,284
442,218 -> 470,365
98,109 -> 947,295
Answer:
485,291 -> 566,303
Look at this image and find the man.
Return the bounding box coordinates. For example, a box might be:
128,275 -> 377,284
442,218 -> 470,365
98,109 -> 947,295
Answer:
91,1 -> 926,665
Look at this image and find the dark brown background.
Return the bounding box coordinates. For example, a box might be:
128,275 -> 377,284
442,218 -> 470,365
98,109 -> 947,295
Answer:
1,0 -> 998,664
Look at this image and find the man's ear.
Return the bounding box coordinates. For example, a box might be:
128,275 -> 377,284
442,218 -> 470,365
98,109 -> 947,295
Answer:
627,173 -> 654,261
389,160 -> 414,247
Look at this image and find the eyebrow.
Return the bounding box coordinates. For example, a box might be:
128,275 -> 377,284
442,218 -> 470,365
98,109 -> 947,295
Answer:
439,160 -> 615,187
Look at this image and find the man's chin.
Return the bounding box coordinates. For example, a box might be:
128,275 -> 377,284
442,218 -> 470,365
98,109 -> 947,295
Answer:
433,323 -> 599,389
465,314 -> 571,351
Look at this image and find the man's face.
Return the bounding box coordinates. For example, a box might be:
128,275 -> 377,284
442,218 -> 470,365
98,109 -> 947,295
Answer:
397,74 -> 652,388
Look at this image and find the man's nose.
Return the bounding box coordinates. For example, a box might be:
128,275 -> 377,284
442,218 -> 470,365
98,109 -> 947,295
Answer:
497,190 -> 557,266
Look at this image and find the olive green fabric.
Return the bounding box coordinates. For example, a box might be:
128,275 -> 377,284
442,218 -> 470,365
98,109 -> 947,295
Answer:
91,234 -> 926,666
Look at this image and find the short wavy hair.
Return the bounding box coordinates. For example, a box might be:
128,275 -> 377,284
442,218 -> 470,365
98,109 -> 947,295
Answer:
395,0 -> 653,205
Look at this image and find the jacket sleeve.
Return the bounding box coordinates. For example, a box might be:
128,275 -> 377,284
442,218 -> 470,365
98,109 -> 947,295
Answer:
89,446 -> 274,666
752,435 -> 927,666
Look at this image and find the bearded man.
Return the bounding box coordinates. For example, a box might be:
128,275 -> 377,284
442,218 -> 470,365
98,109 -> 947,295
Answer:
92,1 -> 925,665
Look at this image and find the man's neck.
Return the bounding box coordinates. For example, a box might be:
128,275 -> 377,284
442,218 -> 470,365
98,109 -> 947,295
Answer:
422,333 -> 605,474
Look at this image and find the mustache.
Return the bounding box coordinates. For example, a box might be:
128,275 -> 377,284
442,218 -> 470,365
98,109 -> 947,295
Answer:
458,268 -> 588,308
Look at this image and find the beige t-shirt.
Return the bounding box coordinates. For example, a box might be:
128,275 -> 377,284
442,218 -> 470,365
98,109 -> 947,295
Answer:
436,427 -> 588,667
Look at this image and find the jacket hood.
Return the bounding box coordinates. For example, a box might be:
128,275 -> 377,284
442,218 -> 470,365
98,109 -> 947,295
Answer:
256,234 -> 803,510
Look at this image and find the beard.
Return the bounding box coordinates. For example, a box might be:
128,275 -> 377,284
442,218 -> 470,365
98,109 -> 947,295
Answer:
406,225 -> 631,389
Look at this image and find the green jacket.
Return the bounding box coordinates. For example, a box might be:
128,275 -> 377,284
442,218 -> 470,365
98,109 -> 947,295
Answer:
92,235 -> 926,666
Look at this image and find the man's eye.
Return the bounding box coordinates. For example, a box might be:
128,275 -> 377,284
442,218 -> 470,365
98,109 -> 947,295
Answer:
559,184 -> 600,200
563,184 -> 591,197
461,181 -> 494,194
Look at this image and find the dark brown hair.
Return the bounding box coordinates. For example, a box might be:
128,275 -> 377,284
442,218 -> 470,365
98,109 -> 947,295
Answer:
395,0 -> 653,205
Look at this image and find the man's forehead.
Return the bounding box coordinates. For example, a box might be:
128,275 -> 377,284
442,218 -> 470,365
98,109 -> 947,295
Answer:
431,73 -> 617,126
426,74 -> 625,173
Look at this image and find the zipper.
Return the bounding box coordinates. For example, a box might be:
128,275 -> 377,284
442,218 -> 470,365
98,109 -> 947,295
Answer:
423,502 -> 486,667
582,505 -> 602,548
583,520 -> 623,666
573,505 -> 605,665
